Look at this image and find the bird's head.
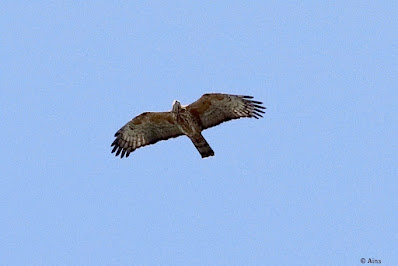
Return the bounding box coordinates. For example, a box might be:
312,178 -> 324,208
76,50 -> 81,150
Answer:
171,100 -> 181,113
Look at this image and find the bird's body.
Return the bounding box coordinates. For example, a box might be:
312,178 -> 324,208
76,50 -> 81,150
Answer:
111,93 -> 265,158
171,100 -> 215,157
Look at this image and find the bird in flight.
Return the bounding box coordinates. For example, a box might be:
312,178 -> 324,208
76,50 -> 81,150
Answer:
111,93 -> 266,158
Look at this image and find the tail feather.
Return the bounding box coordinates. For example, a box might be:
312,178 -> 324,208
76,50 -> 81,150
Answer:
190,134 -> 214,158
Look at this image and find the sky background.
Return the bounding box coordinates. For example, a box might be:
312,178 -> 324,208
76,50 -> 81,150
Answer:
1,1 -> 397,265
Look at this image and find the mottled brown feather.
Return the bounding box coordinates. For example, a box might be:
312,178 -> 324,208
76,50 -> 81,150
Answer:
186,93 -> 266,130
111,112 -> 183,158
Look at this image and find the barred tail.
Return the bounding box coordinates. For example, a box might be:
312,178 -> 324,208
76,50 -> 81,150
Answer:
190,134 -> 214,158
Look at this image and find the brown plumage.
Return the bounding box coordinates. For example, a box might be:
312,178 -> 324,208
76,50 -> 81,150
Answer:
111,93 -> 266,158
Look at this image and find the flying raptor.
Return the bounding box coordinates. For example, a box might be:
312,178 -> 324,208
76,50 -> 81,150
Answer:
111,93 -> 266,158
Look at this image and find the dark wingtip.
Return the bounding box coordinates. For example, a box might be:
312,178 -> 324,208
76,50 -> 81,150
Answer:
253,111 -> 263,118
242,96 -> 266,118
111,139 -> 118,147
253,104 -> 266,109
111,145 -> 118,153
115,146 -> 122,156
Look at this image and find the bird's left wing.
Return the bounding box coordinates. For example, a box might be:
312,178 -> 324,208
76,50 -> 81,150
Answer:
111,112 -> 183,158
186,93 -> 266,130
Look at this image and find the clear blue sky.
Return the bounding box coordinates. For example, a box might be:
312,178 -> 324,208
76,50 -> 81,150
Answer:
1,1 -> 397,265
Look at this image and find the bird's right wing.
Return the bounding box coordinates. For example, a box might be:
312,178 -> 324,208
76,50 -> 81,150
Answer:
111,112 -> 183,158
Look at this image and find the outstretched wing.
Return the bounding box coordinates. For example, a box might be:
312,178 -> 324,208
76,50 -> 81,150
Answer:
186,93 -> 266,130
111,112 -> 183,158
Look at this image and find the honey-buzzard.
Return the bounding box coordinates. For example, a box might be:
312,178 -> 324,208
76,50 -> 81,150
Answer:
111,93 -> 265,158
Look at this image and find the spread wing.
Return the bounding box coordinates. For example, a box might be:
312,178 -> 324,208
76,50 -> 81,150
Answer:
111,112 -> 183,158
186,93 -> 266,130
